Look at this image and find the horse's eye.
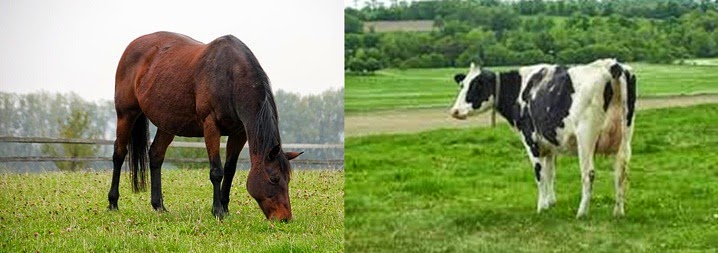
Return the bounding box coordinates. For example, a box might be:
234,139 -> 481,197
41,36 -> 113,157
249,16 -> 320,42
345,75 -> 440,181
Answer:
269,174 -> 280,184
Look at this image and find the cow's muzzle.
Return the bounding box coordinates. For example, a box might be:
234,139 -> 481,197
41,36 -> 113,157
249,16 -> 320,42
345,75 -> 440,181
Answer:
451,109 -> 467,120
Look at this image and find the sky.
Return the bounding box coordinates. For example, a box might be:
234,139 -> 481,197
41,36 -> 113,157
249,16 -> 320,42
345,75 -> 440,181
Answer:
0,0 -> 343,101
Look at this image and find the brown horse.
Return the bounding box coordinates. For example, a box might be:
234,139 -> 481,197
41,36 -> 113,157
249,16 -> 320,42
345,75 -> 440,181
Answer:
107,31 -> 302,221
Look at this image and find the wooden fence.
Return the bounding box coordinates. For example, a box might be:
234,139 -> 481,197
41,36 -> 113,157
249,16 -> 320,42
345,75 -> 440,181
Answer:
0,136 -> 344,168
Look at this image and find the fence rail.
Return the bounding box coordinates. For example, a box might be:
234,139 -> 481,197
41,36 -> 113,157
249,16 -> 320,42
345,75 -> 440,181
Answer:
0,136 -> 343,149
0,136 -> 344,168
0,156 -> 343,166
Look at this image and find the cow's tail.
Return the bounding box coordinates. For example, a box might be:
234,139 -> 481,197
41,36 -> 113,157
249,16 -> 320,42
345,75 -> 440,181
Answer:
129,114 -> 149,192
608,61 -> 636,128
608,60 -> 635,216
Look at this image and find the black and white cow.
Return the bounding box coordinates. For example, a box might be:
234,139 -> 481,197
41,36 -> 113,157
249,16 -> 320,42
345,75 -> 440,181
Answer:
450,59 -> 636,218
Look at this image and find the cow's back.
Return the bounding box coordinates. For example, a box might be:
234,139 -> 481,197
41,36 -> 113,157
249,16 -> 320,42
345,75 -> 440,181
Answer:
519,59 -> 633,155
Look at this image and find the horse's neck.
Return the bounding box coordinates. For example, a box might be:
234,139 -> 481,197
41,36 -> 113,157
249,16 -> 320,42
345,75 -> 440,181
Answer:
245,95 -> 280,156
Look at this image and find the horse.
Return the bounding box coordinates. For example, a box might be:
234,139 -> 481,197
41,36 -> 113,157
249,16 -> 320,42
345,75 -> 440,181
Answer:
107,31 -> 302,221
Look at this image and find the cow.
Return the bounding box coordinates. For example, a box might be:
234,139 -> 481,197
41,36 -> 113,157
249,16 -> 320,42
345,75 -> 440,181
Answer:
449,59 -> 636,218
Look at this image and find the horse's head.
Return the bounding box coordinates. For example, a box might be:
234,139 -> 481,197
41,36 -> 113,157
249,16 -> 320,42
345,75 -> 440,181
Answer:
247,144 -> 302,222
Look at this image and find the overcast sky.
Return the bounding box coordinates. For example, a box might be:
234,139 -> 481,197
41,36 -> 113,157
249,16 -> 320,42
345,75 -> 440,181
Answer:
0,0 -> 343,101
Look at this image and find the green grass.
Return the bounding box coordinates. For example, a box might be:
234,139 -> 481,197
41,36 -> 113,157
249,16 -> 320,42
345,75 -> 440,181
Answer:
680,58 -> 718,66
0,169 -> 343,252
345,104 -> 718,252
345,63 -> 718,113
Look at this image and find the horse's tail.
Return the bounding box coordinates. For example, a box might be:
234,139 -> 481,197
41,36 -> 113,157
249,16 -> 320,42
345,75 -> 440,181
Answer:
129,114 -> 149,192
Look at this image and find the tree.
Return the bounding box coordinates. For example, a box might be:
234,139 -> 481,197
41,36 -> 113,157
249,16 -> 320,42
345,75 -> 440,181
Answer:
686,29 -> 717,57
345,12 -> 364,34
346,47 -> 384,73
41,105 -> 100,171
482,44 -> 517,66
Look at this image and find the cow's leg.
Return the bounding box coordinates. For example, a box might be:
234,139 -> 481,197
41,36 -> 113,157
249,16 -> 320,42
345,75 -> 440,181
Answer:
614,126 -> 633,217
576,124 -> 600,218
519,135 -> 548,213
149,129 -> 174,212
542,153 -> 557,207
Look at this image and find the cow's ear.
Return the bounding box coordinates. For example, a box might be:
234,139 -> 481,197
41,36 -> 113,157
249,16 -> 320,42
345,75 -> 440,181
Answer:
454,74 -> 466,84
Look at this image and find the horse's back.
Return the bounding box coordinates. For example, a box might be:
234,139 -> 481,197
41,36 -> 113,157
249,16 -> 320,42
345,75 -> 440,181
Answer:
114,31 -> 269,137
115,32 -> 207,136
115,32 -> 201,84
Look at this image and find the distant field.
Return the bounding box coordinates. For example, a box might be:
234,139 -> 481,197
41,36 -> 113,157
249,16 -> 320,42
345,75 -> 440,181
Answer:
364,20 -> 435,32
345,104 -> 718,252
345,62 -> 718,113
0,169 -> 343,252
681,58 -> 718,66
362,16 -> 567,33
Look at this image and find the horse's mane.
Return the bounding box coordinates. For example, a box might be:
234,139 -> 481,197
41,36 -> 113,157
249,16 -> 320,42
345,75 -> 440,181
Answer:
252,88 -> 291,178
203,35 -> 290,177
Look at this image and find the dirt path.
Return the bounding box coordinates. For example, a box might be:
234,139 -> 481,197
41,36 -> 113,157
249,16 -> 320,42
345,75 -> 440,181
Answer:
346,94 -> 718,137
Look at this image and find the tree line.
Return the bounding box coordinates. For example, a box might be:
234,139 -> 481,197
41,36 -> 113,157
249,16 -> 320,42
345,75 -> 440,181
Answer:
0,90 -> 343,171
346,0 -> 718,72
350,0 -> 718,22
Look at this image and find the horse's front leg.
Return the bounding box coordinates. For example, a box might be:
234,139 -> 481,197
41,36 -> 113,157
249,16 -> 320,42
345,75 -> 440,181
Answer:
221,132 -> 247,213
202,119 -> 225,219
149,130 -> 174,212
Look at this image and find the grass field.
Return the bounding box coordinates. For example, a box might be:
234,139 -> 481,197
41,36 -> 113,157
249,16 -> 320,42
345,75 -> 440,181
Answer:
681,58 -> 718,66
345,63 -> 718,113
0,169 -> 343,252
345,104 -> 718,252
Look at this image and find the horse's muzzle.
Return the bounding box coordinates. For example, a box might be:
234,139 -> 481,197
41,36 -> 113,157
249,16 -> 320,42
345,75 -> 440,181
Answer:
267,205 -> 292,222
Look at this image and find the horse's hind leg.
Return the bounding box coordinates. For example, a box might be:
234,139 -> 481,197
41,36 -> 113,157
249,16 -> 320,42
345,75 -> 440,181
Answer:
108,113 -> 138,210
221,132 -> 248,213
149,129 -> 174,212
202,118 -> 225,219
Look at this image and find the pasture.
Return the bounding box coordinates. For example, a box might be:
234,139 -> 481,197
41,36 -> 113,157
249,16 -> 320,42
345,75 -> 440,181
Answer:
0,169 -> 343,252
345,62 -> 718,113
345,104 -> 718,252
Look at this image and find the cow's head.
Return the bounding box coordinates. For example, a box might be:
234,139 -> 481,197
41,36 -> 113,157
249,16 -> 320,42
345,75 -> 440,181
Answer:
450,63 -> 496,120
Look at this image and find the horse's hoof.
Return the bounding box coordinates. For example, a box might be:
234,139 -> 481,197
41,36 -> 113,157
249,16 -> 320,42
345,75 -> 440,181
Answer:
108,204 -> 118,211
154,206 -> 168,212
213,207 -> 227,220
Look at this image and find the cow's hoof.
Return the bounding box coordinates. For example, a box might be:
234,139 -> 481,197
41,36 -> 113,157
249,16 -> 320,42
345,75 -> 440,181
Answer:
547,197 -> 557,206
537,198 -> 553,213
613,205 -> 625,217
108,203 -> 118,211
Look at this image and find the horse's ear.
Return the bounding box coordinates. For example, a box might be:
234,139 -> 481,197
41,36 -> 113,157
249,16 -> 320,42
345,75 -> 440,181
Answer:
454,74 -> 466,84
268,144 -> 281,160
285,151 -> 303,161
